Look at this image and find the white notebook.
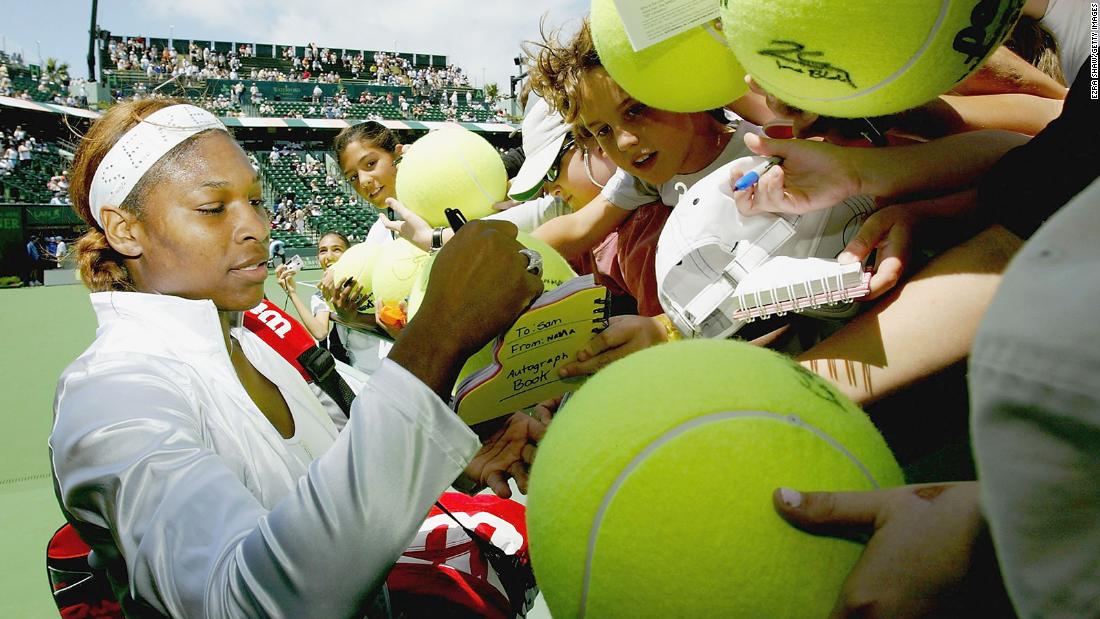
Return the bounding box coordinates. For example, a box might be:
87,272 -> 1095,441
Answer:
678,257 -> 870,339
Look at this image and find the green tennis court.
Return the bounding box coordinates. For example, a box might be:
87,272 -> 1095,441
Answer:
0,272 -> 305,617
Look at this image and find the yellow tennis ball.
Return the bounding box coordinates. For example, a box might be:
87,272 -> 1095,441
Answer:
720,0 -> 1024,118
328,242 -> 384,313
515,231 -> 576,290
405,255 -> 433,323
371,239 -> 430,307
395,127 -> 507,228
527,340 -> 904,618
590,0 -> 748,112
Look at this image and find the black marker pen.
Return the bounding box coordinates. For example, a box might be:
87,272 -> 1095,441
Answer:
445,208 -> 467,232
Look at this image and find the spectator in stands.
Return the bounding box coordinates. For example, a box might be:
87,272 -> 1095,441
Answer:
18,140 -> 32,164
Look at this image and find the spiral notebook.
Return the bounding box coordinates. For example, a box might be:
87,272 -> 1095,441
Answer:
678,256 -> 871,338
452,275 -> 609,425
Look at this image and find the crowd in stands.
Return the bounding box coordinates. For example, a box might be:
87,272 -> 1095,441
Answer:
105,38 -> 473,92
369,51 -> 469,93
0,124 -> 71,204
266,146 -> 366,241
0,125 -> 36,177
107,38 -> 244,82
101,37 -> 509,122
0,52 -> 90,109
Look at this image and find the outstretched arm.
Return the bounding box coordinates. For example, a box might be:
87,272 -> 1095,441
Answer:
532,194 -> 633,261
731,130 -> 1030,217
276,264 -> 330,341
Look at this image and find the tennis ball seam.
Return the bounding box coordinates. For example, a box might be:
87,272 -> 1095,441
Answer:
446,134 -> 496,206
701,22 -> 726,47
577,409 -> 884,618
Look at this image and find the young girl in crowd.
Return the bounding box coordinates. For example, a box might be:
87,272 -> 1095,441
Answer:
49,99 -> 547,617
277,228 -> 398,376
277,230 -> 395,375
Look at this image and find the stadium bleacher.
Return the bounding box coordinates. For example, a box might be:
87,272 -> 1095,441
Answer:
1,146 -> 68,204
1,32 -> 517,265
258,150 -> 380,246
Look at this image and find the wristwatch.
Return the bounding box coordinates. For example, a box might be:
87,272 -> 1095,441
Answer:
429,226 -> 446,252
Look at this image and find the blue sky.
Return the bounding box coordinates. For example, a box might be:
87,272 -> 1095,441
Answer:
1,0 -> 587,88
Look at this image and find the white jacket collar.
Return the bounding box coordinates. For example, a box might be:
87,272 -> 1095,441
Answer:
89,291 -> 236,357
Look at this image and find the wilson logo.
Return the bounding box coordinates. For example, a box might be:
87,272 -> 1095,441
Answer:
248,301 -> 292,338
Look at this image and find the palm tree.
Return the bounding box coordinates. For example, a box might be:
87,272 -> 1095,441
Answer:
44,57 -> 70,84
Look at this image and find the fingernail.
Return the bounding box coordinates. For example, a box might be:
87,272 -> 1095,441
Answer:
837,252 -> 858,264
779,488 -> 802,508
558,367 -> 570,378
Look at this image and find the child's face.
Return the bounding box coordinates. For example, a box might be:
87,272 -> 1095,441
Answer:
317,234 -> 348,269
577,68 -> 696,186
338,139 -> 400,206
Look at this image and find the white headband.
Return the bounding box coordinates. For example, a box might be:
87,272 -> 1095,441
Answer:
88,104 -> 227,228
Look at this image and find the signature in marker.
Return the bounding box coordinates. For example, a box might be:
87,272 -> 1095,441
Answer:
758,41 -> 857,89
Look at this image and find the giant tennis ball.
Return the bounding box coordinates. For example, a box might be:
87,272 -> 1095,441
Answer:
720,0 -> 1025,117
395,127 -> 507,227
329,241 -> 384,313
406,231 -> 578,389
527,340 -> 904,618
371,239 -> 430,308
591,0 -> 748,112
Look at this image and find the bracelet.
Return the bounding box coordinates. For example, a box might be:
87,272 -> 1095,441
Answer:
654,314 -> 683,342
430,226 -> 446,253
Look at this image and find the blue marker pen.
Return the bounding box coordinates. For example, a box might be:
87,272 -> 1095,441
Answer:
733,156 -> 783,192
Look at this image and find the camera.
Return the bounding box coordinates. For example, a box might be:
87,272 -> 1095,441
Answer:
285,254 -> 303,274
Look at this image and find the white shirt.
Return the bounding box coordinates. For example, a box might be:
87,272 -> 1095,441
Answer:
486,194 -> 572,232
311,291 -> 392,375
50,291 -> 479,618
1041,0 -> 1092,84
